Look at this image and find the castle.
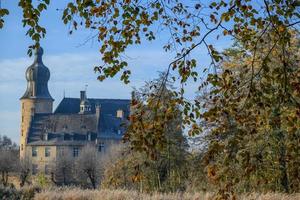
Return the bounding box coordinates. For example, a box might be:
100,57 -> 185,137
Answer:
20,47 -> 130,175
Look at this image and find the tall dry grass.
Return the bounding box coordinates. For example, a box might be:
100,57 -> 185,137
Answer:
34,188 -> 300,200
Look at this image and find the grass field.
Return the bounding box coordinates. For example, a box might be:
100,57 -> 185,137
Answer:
34,188 -> 300,200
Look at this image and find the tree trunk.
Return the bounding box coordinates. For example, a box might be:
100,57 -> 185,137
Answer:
272,107 -> 289,192
278,131 -> 289,193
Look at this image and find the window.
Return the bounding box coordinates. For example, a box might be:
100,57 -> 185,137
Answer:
32,147 -> 37,157
73,147 -> 79,157
59,147 -> 65,156
45,165 -> 50,175
45,147 -> 50,157
32,164 -> 38,175
22,115 -> 24,122
21,144 -> 23,151
98,142 -> 105,152
117,109 -> 124,118
117,130 -> 121,135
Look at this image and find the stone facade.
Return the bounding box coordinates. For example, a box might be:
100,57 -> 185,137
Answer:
20,99 -> 53,159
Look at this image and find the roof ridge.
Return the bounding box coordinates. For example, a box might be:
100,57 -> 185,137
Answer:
62,97 -> 130,101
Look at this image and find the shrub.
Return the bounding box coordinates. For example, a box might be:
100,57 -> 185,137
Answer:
0,185 -> 40,200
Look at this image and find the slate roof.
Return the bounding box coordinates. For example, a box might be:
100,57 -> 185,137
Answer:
27,97 -> 130,146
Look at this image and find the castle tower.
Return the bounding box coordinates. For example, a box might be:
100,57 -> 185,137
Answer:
20,47 -> 54,159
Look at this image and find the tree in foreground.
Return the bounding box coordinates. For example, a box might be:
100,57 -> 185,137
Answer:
102,75 -> 189,192
199,33 -> 300,196
51,155 -> 75,186
18,156 -> 31,187
75,145 -> 102,189
0,149 -> 18,186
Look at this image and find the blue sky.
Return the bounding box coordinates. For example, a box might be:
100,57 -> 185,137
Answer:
0,0 -> 232,143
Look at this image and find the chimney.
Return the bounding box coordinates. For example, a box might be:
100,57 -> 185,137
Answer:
95,105 -> 101,131
80,91 -> 86,101
96,105 -> 101,117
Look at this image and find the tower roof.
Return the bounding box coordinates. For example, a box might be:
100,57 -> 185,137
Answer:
21,47 -> 53,100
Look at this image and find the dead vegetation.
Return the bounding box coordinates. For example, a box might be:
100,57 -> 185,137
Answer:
34,188 -> 300,200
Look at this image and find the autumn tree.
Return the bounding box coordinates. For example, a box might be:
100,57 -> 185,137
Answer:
199,33 -> 300,195
102,75 -> 189,192
1,0 -> 300,195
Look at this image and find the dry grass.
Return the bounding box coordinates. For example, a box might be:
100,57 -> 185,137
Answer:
34,188 -> 300,200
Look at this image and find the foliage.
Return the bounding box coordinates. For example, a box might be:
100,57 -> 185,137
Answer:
1,0 -> 300,196
199,33 -> 300,194
124,73 -> 185,159
36,173 -> 51,188
103,76 -> 189,192
0,185 -> 40,200
2,0 -> 295,87
0,3 -> 9,29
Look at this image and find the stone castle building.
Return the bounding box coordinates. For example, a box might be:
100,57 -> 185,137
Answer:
20,47 -> 130,175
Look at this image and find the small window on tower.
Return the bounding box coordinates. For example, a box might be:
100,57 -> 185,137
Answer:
21,144 -> 23,151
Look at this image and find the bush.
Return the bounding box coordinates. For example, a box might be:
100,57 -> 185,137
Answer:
0,185 -> 40,200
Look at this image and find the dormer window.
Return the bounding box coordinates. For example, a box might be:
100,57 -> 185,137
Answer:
117,109 -> 124,118
79,90 -> 92,114
87,133 -> 91,141
43,133 -> 48,141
